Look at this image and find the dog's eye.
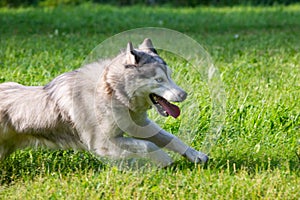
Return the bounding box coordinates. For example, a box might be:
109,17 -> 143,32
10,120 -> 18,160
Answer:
155,78 -> 164,83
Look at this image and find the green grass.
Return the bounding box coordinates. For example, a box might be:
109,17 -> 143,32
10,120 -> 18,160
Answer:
0,3 -> 300,199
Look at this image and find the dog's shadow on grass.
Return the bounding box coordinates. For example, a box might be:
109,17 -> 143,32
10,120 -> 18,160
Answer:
1,150 -> 299,185
167,155 -> 300,175
0,149 -> 106,185
0,150 -> 202,185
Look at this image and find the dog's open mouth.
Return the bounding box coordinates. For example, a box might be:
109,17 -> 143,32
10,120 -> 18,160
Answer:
149,93 -> 180,118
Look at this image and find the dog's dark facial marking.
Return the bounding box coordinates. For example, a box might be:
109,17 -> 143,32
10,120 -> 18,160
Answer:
153,56 -> 166,65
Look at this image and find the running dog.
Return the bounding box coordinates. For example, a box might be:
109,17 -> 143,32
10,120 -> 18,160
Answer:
0,38 -> 208,167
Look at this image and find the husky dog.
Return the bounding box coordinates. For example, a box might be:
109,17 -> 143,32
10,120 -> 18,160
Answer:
0,38 -> 208,167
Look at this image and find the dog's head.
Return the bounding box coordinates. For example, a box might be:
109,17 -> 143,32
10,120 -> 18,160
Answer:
105,38 -> 187,118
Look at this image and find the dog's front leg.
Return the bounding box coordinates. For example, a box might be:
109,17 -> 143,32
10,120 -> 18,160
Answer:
121,118 -> 208,164
146,127 -> 209,164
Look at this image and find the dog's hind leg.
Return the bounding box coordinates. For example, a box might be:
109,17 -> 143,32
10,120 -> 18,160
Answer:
103,137 -> 173,167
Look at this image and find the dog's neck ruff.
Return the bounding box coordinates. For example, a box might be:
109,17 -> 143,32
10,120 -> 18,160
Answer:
102,66 -> 142,112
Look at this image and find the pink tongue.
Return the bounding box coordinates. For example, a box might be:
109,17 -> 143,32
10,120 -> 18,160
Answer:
157,98 -> 181,118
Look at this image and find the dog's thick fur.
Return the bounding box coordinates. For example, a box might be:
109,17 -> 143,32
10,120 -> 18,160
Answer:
0,38 -> 208,167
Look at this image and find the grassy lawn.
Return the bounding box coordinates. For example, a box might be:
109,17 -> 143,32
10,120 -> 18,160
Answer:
0,3 -> 300,199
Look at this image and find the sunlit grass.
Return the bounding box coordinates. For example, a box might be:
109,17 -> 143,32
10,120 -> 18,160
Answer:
0,3 -> 299,199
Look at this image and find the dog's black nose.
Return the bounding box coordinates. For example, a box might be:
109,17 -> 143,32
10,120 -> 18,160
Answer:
179,91 -> 187,101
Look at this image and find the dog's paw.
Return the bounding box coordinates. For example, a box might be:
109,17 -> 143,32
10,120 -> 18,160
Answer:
184,148 -> 209,164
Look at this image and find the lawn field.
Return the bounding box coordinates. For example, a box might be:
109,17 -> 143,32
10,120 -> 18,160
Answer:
0,4 -> 300,199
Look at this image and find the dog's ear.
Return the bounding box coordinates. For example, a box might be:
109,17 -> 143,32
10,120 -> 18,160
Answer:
139,38 -> 158,54
125,42 -> 140,67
